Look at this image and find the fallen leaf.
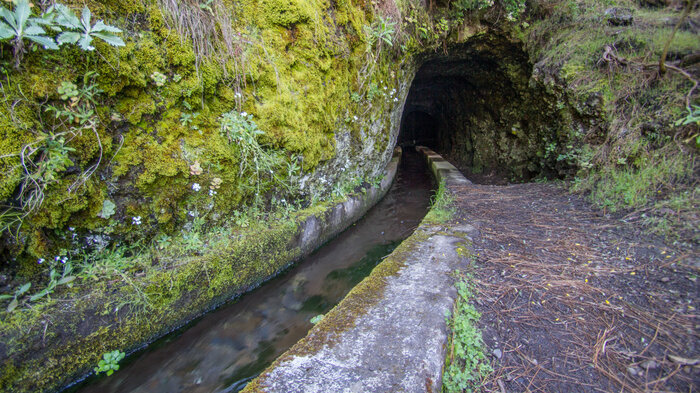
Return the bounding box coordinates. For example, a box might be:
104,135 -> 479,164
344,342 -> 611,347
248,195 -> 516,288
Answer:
668,355 -> 700,366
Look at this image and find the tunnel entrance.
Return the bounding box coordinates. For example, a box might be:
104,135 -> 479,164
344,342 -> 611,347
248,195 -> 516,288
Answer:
398,34 -> 570,184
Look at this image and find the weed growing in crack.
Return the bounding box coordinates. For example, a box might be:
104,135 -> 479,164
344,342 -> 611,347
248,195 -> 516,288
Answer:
443,272 -> 492,392
426,180 -> 455,222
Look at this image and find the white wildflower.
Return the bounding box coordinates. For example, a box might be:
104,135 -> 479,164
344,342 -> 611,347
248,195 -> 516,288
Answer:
132,216 -> 142,225
38,258 -> 45,264
192,183 -> 201,192
240,112 -> 248,117
209,189 -> 217,197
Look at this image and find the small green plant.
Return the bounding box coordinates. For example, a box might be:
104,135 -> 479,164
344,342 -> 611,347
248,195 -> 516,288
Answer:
154,233 -> 172,250
232,210 -> 250,228
556,144 -> 593,171
363,15 -> 396,52
367,82 -> 382,101
0,282 -> 31,312
0,1 -> 125,67
29,258 -> 76,302
180,111 -> 200,129
51,4 -> 125,50
427,180 -> 455,222
97,199 -> 116,219
436,17 -> 449,37
79,246 -> 135,280
219,111 -> 289,203
368,174 -> 383,188
675,104 -> 700,149
150,71 -> 167,87
674,104 -> 699,127
443,273 -> 492,392
0,208 -> 24,238
94,350 -> 125,376
182,229 -> 204,252
57,81 -> 79,100
198,0 -> 215,13
310,314 -> 324,324
0,0 -> 57,67
46,72 -> 102,125
19,132 -> 75,215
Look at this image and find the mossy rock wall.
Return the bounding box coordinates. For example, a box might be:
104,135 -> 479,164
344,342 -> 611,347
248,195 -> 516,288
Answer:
399,32 -> 603,183
0,0 -> 410,272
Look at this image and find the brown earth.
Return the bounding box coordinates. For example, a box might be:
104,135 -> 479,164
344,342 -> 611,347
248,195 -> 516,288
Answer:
452,182 -> 699,393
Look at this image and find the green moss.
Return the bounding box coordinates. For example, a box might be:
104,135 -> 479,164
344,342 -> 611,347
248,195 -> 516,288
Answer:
0,0 -> 406,385
0,103 -> 36,200
261,0 -> 314,27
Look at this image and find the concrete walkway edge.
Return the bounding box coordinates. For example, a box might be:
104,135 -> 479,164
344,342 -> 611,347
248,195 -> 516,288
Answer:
243,147 -> 477,393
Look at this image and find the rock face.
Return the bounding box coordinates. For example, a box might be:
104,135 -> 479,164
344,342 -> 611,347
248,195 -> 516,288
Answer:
399,34 -> 585,182
0,0 -> 411,271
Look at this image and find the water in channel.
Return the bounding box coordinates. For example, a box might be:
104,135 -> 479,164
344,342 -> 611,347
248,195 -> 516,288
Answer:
70,150 -> 433,393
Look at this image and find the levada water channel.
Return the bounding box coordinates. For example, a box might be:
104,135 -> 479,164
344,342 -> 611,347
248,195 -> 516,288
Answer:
66,149 -> 434,393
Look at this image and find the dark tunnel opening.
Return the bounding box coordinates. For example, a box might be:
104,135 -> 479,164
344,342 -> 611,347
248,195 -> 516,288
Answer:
398,34 -> 571,184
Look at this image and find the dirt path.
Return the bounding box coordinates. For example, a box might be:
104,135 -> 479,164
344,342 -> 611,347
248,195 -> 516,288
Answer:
452,182 -> 699,393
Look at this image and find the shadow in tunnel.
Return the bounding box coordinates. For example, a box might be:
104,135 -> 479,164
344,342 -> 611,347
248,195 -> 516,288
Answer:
396,35 -> 573,185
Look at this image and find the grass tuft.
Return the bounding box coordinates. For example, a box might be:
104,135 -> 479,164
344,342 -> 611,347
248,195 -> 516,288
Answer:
443,271 -> 492,393
426,180 -> 456,222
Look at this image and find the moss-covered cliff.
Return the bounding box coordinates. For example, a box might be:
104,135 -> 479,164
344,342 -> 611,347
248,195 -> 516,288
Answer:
0,0 -> 696,391
0,0 -> 409,274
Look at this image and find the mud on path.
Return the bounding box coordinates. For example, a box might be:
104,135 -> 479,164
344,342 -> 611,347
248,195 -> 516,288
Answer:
452,182 -> 699,393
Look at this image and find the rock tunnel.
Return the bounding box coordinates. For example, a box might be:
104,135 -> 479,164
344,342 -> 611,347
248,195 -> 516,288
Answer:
398,34 -> 570,183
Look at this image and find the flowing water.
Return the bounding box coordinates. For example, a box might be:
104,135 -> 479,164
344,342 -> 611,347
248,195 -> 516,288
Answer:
70,150 -> 433,393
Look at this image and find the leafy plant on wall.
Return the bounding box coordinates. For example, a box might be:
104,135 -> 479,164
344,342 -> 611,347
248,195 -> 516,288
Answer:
0,0 -> 125,238
0,0 -> 125,68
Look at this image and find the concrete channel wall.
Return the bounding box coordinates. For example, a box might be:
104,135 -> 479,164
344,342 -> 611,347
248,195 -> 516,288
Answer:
243,146 -> 478,393
1,149 -> 403,393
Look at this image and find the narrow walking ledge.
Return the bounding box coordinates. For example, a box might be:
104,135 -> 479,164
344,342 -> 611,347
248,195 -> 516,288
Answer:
0,151 -> 402,393
243,147 -> 476,393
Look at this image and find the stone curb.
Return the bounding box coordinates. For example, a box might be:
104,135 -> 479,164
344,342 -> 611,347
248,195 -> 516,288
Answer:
244,147 -> 477,393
